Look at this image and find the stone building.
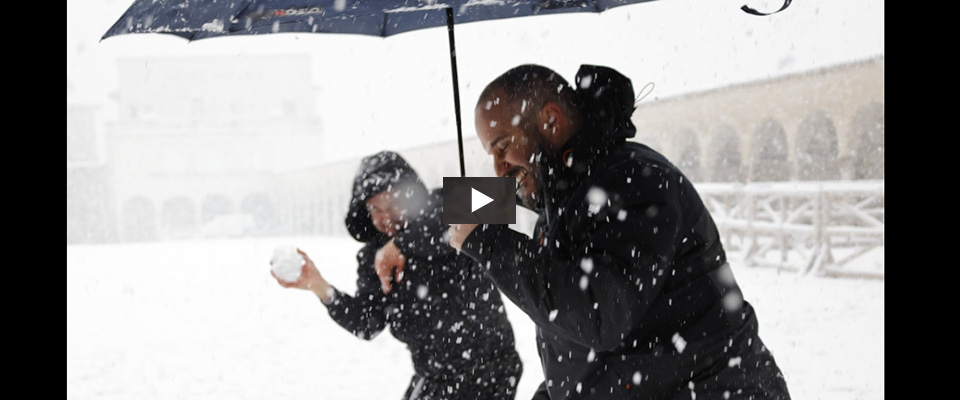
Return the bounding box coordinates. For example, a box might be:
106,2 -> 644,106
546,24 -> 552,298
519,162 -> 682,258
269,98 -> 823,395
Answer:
102,54 -> 323,241
631,57 -> 884,183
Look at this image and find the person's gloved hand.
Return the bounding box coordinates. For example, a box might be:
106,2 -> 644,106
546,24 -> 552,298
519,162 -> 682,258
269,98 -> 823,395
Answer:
375,239 -> 406,294
446,224 -> 479,252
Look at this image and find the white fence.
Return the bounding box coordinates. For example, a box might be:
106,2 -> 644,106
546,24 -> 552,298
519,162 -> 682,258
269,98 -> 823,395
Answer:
697,180 -> 884,279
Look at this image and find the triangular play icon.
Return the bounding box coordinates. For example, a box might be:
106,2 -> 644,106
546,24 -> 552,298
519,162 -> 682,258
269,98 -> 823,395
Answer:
471,188 -> 494,213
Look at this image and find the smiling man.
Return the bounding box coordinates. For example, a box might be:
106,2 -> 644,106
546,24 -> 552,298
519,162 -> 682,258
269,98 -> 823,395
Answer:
448,65 -> 791,400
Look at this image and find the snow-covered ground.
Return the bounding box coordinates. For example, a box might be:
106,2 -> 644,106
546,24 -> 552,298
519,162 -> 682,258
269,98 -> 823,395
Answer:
67,236 -> 883,400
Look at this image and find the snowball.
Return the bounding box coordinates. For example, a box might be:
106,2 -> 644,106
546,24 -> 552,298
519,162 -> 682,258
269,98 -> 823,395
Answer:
271,246 -> 304,283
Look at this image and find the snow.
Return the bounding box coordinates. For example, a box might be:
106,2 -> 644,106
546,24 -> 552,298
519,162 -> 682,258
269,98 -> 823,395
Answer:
67,235 -> 883,400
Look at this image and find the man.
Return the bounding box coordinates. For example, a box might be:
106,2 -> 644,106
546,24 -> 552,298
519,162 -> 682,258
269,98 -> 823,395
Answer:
273,151 -> 523,400
447,65 -> 791,399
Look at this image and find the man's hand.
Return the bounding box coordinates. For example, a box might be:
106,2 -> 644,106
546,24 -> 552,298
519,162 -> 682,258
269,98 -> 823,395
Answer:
446,223 -> 479,252
375,239 -> 406,294
271,249 -> 334,303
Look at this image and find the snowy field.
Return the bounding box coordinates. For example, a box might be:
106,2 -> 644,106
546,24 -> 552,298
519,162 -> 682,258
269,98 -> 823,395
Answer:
67,236 -> 884,400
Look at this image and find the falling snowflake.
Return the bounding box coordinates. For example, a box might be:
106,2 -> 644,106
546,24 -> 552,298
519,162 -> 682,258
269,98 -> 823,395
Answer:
549,309 -> 559,321
672,333 -> 687,353
587,187 -> 608,215
580,258 -> 594,273
579,75 -> 593,89
723,290 -> 744,312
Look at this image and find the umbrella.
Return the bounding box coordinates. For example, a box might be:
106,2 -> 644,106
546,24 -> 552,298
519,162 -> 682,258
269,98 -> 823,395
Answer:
102,0 -> 791,177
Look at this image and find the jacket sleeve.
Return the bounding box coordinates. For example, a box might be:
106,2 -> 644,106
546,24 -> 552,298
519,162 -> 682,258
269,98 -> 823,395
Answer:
324,246 -> 390,340
460,165 -> 683,351
392,188 -> 456,260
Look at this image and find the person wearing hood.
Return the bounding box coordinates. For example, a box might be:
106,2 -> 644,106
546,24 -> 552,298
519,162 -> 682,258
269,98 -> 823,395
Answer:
273,151 -> 523,400
446,65 -> 791,399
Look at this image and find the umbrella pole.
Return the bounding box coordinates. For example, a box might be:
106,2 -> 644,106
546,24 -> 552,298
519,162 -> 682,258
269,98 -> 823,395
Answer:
446,7 -> 466,178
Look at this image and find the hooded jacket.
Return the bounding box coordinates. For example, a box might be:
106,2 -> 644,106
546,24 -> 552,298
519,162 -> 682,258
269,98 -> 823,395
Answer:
461,66 -> 790,399
325,151 -> 521,384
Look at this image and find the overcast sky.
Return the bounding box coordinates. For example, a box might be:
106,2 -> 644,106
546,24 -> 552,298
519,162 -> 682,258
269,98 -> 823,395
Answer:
68,0 -> 884,162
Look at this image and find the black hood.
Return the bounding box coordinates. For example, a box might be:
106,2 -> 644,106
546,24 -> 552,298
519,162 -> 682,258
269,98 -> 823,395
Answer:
345,151 -> 430,243
533,65 -> 639,212
573,64 -> 637,143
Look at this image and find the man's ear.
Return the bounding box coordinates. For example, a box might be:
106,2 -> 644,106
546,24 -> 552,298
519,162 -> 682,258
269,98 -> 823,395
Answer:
536,102 -> 564,138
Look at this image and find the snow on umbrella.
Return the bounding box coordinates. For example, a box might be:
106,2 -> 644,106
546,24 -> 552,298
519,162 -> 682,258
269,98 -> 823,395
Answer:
102,0 -> 790,176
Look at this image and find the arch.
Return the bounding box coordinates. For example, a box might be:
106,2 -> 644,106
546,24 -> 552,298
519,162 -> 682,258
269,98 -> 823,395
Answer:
201,194 -> 234,224
851,102 -> 884,180
705,125 -> 743,182
750,118 -> 790,182
796,110 -> 840,181
241,192 -> 278,235
122,196 -> 157,242
161,197 -> 197,237
674,128 -> 701,182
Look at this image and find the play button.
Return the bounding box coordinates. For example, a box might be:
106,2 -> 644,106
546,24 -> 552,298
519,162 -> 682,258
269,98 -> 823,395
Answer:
442,177 -> 516,224
472,188 -> 493,213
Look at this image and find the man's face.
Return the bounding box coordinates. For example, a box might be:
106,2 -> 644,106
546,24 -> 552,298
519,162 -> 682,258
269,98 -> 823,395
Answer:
475,92 -> 542,208
365,190 -> 406,237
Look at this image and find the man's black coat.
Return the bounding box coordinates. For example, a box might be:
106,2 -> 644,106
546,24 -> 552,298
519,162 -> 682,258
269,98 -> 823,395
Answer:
462,66 -> 790,400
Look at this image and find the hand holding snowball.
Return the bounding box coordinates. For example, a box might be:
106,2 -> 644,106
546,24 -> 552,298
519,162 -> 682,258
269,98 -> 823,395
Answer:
271,248 -> 335,303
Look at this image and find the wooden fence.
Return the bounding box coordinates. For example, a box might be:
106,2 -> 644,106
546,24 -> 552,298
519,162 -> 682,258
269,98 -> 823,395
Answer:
697,180 -> 884,279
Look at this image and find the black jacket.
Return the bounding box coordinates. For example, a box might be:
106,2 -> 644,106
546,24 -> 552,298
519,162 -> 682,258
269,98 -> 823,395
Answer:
462,66 -> 790,399
325,151 -> 520,381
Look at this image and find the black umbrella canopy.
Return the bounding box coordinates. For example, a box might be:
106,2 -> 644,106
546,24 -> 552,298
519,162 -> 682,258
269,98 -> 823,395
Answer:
103,0 -> 669,40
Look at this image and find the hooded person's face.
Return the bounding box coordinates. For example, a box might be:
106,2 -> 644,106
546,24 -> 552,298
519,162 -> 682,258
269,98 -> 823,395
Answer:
475,92 -> 543,209
365,189 -> 407,237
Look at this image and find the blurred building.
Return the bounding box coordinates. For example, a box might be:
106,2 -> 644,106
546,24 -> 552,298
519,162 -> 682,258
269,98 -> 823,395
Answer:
102,54 -> 323,242
632,57 -> 884,183
68,103 -> 117,243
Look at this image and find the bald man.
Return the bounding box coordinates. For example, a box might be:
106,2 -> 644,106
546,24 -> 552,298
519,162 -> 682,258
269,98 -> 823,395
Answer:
448,65 -> 790,400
